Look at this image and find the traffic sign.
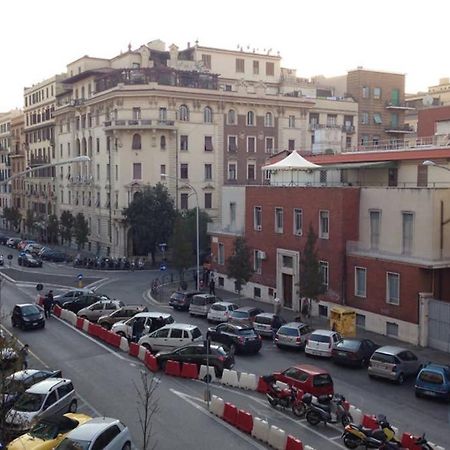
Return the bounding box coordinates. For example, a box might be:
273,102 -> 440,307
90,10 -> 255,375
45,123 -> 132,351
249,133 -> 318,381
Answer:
159,263 -> 167,271
36,283 -> 43,291
7,254 -> 12,260
77,273 -> 83,280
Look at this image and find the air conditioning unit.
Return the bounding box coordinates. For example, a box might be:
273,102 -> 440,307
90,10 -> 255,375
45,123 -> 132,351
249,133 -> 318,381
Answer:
256,225 -> 262,231
258,250 -> 266,260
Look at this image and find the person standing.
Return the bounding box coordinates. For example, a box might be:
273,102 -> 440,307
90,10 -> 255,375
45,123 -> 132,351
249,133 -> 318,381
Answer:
44,290 -> 54,319
19,344 -> 29,370
273,294 -> 281,316
209,277 -> 216,296
132,317 -> 145,342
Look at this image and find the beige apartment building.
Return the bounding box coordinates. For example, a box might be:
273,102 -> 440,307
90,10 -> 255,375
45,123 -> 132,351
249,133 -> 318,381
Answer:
10,112 -> 26,224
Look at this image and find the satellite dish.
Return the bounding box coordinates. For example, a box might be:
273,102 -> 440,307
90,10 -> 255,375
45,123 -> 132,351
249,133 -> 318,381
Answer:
423,95 -> 434,107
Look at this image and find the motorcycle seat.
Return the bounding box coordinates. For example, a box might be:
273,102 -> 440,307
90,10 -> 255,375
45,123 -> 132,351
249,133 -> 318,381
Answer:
313,403 -> 331,412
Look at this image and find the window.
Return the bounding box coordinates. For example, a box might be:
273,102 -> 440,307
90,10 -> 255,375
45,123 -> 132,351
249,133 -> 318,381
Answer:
160,135 -> 166,150
204,107 -> 213,123
227,109 -> 236,125
132,107 -> 141,120
253,60 -> 259,75
228,135 -> 237,152
180,193 -> 189,210
386,272 -> 400,305
369,210 -> 380,249
402,212 -> 414,255
132,133 -> 141,150
247,136 -> 256,152
355,267 -> 367,297
265,137 -> 274,153
180,135 -> 188,151
265,112 -> 273,127
179,105 -> 189,121
386,321 -> 399,337
293,208 -> 303,236
160,165 -> 166,180
373,113 -> 382,124
180,164 -> 188,179
230,202 -> 236,224
170,328 -> 183,339
236,58 -> 245,73
204,193 -> 212,209
254,206 -> 262,230
133,163 -> 142,180
254,250 -> 262,274
361,112 -> 369,125
390,112 -> 399,128
254,287 -> 261,298
159,107 -> 167,121
266,62 -> 274,76
327,114 -> 337,126
320,261 -> 329,288
247,111 -> 255,126
247,163 -> 255,180
202,54 -> 211,69
319,210 -> 329,239
373,87 -> 382,99
227,162 -> 237,180
96,138 -> 100,153
288,139 -> 295,151
372,136 -> 380,146
356,314 -> 366,328
275,208 -> 283,233
319,170 -> 327,184
361,135 -> 369,146
362,86 -> 370,98
204,164 -> 212,180
288,115 -> 295,128
218,243 -> 225,265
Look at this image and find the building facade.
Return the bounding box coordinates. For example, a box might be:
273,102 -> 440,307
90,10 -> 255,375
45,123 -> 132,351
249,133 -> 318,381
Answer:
10,111 -> 26,227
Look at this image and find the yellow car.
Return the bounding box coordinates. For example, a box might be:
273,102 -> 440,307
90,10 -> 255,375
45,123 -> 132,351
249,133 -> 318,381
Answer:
7,413 -> 91,450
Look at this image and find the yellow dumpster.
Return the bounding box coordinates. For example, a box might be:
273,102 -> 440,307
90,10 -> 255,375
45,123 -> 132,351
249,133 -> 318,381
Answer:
330,306 -> 356,337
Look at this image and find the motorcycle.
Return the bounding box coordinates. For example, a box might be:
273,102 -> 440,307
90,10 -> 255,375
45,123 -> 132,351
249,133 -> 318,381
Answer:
262,375 -> 306,417
379,433 -> 433,450
303,392 -> 352,427
137,258 -> 144,269
342,415 -> 400,449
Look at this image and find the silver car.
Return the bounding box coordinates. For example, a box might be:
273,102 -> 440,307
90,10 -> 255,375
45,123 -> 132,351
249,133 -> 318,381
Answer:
368,346 -> 422,384
275,322 -> 313,349
77,300 -> 124,322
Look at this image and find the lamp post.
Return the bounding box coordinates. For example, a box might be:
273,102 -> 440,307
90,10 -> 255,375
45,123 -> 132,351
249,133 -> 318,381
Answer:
422,160 -> 450,172
161,174 -> 200,291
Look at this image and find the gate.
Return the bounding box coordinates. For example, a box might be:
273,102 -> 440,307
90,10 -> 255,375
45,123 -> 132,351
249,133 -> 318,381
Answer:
428,299 -> 450,352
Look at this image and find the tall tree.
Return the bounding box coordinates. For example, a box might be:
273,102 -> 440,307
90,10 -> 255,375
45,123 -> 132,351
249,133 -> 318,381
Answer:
169,215 -> 193,282
24,209 -> 34,236
73,212 -> 89,250
123,184 -> 176,263
226,236 -> 253,298
46,214 -> 60,244
60,210 -> 74,245
8,207 -> 22,232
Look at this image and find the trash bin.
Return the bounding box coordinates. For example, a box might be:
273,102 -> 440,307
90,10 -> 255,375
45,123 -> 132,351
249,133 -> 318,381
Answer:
330,306 -> 356,337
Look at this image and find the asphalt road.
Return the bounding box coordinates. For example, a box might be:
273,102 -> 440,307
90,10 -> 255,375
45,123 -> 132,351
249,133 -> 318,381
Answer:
1,261 -> 449,448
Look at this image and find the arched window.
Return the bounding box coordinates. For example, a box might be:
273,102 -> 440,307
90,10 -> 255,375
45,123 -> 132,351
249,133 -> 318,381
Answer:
82,138 -> 87,155
227,109 -> 236,125
76,139 -> 81,156
179,104 -> 190,121
160,135 -> 166,150
132,133 -> 142,150
265,112 -> 273,127
204,107 -> 213,123
247,111 -> 255,126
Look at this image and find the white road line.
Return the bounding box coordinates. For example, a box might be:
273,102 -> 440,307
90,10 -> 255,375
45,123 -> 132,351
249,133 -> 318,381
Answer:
170,388 -> 267,450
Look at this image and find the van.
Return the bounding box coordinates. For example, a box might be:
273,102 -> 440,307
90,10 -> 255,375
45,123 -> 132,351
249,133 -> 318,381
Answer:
189,294 -> 216,317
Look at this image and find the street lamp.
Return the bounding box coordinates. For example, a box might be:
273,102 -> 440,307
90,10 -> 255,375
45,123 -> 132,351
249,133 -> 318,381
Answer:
422,160 -> 450,171
160,174 -> 200,291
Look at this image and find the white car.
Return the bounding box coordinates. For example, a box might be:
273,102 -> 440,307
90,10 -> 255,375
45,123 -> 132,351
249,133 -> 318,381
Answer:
304,329 -> 342,358
138,323 -> 203,353
111,312 -> 174,340
55,417 -> 133,450
207,302 -> 238,323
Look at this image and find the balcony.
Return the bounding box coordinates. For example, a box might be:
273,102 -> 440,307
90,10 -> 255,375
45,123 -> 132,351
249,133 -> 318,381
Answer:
207,222 -> 244,236
103,119 -> 175,130
309,123 -> 341,131
385,101 -> 415,110
29,156 -> 50,167
385,124 -> 415,134
342,125 -> 355,133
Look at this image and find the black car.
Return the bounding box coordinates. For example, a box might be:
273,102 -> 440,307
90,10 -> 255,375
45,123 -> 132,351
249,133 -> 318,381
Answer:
206,322 -> 262,354
53,288 -> 96,307
2,369 -> 62,411
62,294 -> 108,313
331,338 -> 379,367
156,342 -> 235,377
18,252 -> 43,267
0,234 -> 9,245
169,290 -> 201,311
11,303 -> 45,330
40,249 -> 66,262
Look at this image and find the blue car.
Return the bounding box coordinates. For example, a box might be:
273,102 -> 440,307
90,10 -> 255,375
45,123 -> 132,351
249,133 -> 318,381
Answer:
415,363 -> 450,401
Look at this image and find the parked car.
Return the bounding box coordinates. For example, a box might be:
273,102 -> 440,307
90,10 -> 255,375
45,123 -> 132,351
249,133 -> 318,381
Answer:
271,364 -> 334,396
77,300 -> 124,322
2,369 -> 62,412
6,378 -> 77,432
25,243 -> 44,256
155,342 -> 235,376
274,322 -> 313,349
189,293 -> 217,317
207,302 -> 239,323
11,303 -> 45,330
169,290 -> 201,311
229,306 -> 264,325
304,329 -> 342,358
7,413 -> 92,450
6,237 -> 22,248
0,234 -> 9,245
18,252 -> 43,268
111,312 -> 174,339
206,322 -> 262,354
138,323 -> 203,353
97,305 -> 148,329
18,239 -> 36,251
55,417 -> 133,450
254,313 -> 287,338
53,288 -> 95,307
62,294 -> 109,314
40,249 -> 66,262
331,338 -> 379,367
415,363 -> 450,400
368,346 -> 422,384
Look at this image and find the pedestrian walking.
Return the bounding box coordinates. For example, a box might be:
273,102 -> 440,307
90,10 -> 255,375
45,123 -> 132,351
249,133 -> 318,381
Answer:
44,290 -> 54,319
209,277 -> 216,296
132,317 -> 145,343
19,344 -> 29,370
273,295 -> 281,316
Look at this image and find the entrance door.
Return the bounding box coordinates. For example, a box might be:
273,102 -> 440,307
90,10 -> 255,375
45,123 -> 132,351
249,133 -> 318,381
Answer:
282,273 -> 293,309
428,299 -> 450,352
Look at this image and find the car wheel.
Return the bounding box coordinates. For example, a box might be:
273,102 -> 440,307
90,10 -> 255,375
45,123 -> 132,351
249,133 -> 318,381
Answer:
122,443 -> 131,450
69,399 -> 77,413
203,374 -> 212,383
292,402 -> 306,418
342,413 -> 353,427
142,343 -> 152,353
397,373 -> 405,384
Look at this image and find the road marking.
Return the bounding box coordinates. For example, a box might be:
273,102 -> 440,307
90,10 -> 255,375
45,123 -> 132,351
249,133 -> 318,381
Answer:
170,388 -> 267,450
142,290 -> 171,310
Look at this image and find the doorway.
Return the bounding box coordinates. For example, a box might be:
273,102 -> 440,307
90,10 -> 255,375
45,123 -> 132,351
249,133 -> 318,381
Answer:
282,273 -> 293,308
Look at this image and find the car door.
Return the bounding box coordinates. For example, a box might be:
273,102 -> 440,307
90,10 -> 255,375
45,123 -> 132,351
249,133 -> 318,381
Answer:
55,382 -> 74,415
173,346 -> 196,364
92,425 -> 122,450
150,328 -> 170,351
402,351 -> 420,375
213,324 -> 229,345
40,390 -> 58,420
166,327 -> 184,350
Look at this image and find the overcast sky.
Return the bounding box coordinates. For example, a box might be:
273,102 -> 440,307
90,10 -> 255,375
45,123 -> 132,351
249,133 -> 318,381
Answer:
1,0 -> 447,111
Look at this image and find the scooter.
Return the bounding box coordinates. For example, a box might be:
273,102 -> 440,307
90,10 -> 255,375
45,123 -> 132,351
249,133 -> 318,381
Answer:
303,393 -> 352,427
379,433 -> 433,450
262,375 -> 306,417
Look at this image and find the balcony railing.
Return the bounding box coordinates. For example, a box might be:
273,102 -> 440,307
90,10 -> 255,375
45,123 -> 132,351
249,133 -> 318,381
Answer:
385,124 -> 415,133
29,157 -> 50,167
103,119 -> 175,129
207,222 -> 244,236
385,101 -> 415,110
342,125 -> 355,133
309,123 -> 342,131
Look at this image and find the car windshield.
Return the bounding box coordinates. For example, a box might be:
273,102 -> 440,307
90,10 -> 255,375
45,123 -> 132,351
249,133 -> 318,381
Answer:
231,311 -> 248,318
29,421 -> 59,439
191,328 -> 202,339
21,305 -> 40,316
238,329 -> 256,336
338,340 -> 360,350
313,374 -> 333,387
14,392 -> 45,412
57,438 -> 91,450
419,371 -> 444,384
212,304 -> 226,311
278,326 -> 298,336
255,316 -> 272,325
309,334 -> 330,343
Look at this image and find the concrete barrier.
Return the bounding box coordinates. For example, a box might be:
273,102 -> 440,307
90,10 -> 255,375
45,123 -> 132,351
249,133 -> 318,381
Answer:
220,368 -> 239,387
119,336 -> 129,352
251,417 -> 269,443
53,305 -> 62,317
222,402 -> 238,426
349,405 -> 363,425
210,395 -> 225,417
181,363 -> 198,379
198,365 -> 216,383
256,376 -> 270,393
129,342 -> 140,357
65,310 -> 78,326
165,360 -> 181,377
361,414 -> 378,429
268,424 -> 287,450
238,372 -> 258,390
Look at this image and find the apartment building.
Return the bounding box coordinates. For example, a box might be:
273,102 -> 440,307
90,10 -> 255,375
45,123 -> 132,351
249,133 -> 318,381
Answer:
10,112 -> 26,223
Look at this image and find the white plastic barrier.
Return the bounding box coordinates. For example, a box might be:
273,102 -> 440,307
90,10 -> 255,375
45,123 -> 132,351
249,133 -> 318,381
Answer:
61,309 -> 77,326
198,365 -> 217,383
119,337 -> 129,352
82,319 -> 89,332
349,405 -> 363,425
267,424 -> 287,450
220,368 -> 239,387
210,395 -> 225,417
251,417 -> 269,443
137,345 -> 147,361
238,372 -> 258,390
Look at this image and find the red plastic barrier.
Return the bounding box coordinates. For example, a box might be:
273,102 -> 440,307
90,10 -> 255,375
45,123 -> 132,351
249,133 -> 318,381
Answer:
401,433 -> 422,450
223,402 -> 238,426
37,295 -> 45,306
181,363 -> 198,379
87,322 -> 98,337
165,360 -> 181,377
361,414 -> 378,429
257,376 -> 270,393
129,342 -> 140,357
144,351 -> 159,372
286,435 -> 304,450
96,326 -> 107,342
108,331 -> 121,348
53,305 -> 62,317
236,409 -> 253,434
76,317 -> 85,329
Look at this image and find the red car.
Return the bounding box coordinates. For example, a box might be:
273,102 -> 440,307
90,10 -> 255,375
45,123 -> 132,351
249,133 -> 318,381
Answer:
272,364 -> 334,397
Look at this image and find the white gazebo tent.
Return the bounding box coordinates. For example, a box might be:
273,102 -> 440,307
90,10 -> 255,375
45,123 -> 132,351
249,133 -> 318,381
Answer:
262,151 -> 321,186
